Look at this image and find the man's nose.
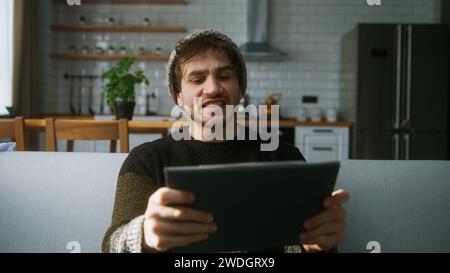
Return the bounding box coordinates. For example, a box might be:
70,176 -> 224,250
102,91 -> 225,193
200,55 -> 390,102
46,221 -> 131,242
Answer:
203,76 -> 222,96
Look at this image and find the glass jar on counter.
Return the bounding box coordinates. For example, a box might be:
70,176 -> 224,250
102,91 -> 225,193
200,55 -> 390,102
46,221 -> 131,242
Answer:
107,17 -> 115,25
81,45 -> 90,55
326,108 -> 338,122
119,46 -> 128,55
107,46 -> 115,56
79,15 -> 87,25
68,45 -> 77,54
154,46 -> 164,55
137,47 -> 145,55
95,47 -> 104,55
297,107 -> 307,122
309,108 -> 323,122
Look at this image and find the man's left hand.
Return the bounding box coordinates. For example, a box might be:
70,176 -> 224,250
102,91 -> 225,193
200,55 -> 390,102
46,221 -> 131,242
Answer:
299,189 -> 349,252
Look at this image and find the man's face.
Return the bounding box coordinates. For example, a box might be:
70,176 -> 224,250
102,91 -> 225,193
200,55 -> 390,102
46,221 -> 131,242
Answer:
177,48 -> 241,124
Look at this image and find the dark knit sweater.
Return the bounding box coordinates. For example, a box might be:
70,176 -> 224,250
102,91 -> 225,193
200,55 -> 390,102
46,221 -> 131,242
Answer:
102,131 -> 306,253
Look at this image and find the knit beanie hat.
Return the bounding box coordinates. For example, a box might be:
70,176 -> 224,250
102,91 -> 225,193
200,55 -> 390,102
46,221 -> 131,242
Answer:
166,29 -> 247,104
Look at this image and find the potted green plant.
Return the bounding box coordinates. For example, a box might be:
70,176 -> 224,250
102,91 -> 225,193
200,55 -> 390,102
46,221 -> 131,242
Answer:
102,58 -> 150,120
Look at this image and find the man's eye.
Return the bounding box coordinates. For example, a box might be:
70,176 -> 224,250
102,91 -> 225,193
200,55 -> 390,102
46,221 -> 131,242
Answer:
190,78 -> 204,84
219,74 -> 231,81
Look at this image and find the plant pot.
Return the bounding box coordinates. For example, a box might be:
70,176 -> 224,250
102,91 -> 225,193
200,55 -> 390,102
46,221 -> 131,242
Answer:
114,101 -> 136,120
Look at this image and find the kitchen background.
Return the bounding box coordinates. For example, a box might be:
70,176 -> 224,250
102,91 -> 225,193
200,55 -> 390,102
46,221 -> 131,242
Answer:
36,0 -> 442,121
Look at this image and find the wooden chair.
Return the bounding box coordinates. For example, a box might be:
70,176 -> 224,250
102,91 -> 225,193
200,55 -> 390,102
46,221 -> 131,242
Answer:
0,117 -> 25,151
45,118 -> 129,153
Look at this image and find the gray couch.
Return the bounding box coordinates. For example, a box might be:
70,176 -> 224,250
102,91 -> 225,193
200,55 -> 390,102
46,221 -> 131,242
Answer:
0,152 -> 449,253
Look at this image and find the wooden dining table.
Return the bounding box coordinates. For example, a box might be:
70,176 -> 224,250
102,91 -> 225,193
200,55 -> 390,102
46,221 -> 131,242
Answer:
23,118 -> 176,136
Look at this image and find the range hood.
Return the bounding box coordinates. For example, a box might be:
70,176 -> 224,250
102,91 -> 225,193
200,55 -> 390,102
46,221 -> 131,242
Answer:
239,0 -> 288,61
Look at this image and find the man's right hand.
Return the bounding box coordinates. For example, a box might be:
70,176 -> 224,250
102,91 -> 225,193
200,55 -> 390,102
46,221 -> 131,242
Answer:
143,187 -> 217,252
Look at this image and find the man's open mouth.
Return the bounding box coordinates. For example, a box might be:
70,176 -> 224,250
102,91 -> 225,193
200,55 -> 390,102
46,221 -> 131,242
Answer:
202,100 -> 226,108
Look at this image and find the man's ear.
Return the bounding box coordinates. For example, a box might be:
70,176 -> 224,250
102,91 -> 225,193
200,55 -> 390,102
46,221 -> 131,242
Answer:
176,92 -> 183,105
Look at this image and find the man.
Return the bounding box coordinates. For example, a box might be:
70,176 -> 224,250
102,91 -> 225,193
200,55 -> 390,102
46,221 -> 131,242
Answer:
102,29 -> 349,253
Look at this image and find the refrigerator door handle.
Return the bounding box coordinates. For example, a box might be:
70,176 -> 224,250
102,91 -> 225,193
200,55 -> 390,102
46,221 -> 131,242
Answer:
393,133 -> 400,160
404,133 -> 410,160
394,25 -> 402,129
406,25 -> 412,122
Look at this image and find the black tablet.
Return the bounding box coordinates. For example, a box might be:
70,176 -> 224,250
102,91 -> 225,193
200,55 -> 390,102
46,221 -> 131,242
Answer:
164,161 -> 340,253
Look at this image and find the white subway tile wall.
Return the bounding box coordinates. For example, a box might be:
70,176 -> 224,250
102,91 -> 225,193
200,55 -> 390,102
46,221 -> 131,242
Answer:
37,0 -> 441,121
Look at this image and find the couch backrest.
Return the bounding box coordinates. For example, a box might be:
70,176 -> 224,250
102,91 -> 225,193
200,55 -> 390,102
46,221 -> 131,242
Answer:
1,153 -> 449,253
336,160 -> 450,253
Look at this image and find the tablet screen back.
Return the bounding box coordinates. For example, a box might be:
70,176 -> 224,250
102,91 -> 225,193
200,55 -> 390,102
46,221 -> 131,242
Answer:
164,161 -> 340,253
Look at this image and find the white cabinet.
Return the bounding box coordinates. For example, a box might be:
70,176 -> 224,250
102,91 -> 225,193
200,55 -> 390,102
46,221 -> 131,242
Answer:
295,126 -> 350,162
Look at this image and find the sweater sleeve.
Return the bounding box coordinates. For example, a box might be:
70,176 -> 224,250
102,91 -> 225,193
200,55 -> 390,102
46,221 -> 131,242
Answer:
102,146 -> 160,253
106,215 -> 146,253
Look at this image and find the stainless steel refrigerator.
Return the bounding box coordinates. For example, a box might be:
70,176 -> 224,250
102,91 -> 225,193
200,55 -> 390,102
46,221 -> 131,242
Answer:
356,24 -> 449,160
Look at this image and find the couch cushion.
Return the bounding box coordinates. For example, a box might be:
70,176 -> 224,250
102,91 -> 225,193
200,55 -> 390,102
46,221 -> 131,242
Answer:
0,152 -> 127,253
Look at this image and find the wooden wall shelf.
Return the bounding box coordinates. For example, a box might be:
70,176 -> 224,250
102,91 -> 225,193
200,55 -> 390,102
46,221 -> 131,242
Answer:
51,24 -> 186,33
50,53 -> 170,61
53,0 -> 187,5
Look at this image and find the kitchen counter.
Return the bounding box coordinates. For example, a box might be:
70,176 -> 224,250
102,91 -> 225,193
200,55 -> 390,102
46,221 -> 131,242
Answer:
272,120 -> 352,127
24,118 -> 352,132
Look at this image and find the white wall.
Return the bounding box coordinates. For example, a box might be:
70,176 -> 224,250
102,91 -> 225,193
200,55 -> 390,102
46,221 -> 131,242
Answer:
37,0 -> 441,121
0,0 -> 14,115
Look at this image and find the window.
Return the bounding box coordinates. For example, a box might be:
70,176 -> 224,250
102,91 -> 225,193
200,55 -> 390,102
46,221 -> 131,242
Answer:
0,0 -> 14,115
